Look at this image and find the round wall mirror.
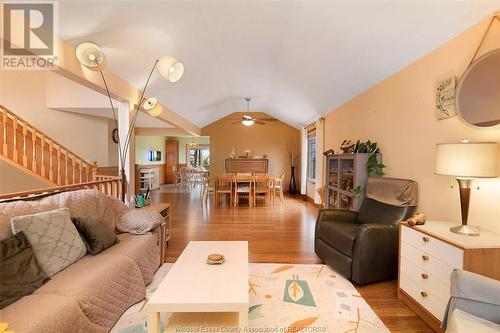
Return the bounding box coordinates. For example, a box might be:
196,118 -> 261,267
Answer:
456,48 -> 500,128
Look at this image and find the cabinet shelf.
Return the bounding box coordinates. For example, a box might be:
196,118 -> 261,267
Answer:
325,153 -> 381,211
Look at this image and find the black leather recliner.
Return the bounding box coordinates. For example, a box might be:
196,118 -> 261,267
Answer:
315,177 -> 418,285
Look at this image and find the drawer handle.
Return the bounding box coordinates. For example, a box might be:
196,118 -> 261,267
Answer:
422,236 -> 429,242
420,291 -> 428,298
422,255 -> 429,261
421,273 -> 429,279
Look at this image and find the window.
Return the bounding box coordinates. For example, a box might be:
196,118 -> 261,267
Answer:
186,145 -> 210,169
307,136 -> 316,180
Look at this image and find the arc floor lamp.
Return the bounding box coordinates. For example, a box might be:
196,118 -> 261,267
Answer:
75,42 -> 184,202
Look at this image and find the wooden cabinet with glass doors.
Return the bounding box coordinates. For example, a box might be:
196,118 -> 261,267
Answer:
325,153 -> 381,211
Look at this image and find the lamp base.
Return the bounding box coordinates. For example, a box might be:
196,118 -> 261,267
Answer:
450,225 -> 480,236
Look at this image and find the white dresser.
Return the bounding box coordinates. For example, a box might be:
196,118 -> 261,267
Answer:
398,221 -> 500,332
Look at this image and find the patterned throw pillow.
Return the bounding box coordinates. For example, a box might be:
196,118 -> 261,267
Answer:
10,208 -> 87,276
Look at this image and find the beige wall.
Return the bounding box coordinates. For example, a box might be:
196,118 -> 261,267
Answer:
202,112 -> 300,190
1,71 -> 115,166
0,159 -> 51,194
135,136 -> 166,165
107,119 -> 119,167
323,17 -> 500,233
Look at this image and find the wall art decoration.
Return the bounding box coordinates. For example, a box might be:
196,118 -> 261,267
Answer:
435,77 -> 456,120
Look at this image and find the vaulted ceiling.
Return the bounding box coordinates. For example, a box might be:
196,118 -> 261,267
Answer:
59,1 -> 500,128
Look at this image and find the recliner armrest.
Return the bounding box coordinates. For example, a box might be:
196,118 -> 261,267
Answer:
316,209 -> 358,224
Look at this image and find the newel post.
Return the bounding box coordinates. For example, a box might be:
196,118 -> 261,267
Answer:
91,161 -> 98,181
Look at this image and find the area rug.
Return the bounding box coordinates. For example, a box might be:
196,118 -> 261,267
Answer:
111,263 -> 389,333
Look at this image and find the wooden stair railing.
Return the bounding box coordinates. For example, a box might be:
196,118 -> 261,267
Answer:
0,105 -> 99,185
0,177 -> 122,201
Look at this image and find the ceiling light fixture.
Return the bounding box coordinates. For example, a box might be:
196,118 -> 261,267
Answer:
75,41 -> 184,201
242,98 -> 254,126
242,116 -> 254,127
187,138 -> 199,149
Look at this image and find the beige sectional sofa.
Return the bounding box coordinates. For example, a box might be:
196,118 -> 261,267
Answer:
0,189 -> 162,333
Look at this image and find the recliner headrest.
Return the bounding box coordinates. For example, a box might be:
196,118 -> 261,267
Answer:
365,177 -> 418,207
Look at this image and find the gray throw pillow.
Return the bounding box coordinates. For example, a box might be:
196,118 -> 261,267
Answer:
10,208 -> 87,276
71,216 -> 117,255
0,231 -> 50,309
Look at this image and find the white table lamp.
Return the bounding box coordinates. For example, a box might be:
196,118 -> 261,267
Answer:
435,142 -> 498,236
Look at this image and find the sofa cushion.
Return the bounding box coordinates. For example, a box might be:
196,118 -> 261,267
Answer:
0,213 -> 13,241
0,189 -> 128,232
72,216 -> 117,255
317,221 -> 359,257
103,232 -> 160,285
34,253 -> 146,329
0,231 -> 50,309
0,294 -> 106,333
11,208 -> 87,276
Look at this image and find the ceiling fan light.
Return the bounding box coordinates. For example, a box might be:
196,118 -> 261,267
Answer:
75,42 -> 105,70
242,119 -> 254,126
157,55 -> 184,83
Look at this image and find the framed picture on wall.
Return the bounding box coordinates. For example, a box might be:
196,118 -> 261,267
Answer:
435,77 -> 457,120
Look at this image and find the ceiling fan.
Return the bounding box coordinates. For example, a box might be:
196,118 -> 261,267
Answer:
231,98 -> 278,126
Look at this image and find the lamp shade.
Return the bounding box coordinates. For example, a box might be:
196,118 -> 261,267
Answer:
75,42 -> 105,70
143,97 -> 163,117
157,56 -> 184,83
435,142 -> 498,178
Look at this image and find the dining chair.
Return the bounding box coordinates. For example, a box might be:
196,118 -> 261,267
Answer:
201,174 -> 214,205
173,166 -> 182,187
253,173 -> 268,176
272,174 -> 285,205
234,175 -> 254,207
236,172 -> 252,176
253,175 -> 270,206
215,176 -> 233,206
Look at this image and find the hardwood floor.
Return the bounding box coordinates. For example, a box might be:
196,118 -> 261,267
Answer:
152,190 -> 433,333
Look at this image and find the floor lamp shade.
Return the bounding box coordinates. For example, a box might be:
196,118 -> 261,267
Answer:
435,142 -> 498,178
435,142 -> 498,236
157,56 -> 184,83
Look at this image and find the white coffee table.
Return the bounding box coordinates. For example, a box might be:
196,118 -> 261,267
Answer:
146,241 -> 249,333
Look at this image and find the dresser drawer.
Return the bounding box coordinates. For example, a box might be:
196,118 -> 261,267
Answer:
401,226 -> 463,267
400,272 -> 447,321
401,241 -> 460,284
400,257 -> 450,303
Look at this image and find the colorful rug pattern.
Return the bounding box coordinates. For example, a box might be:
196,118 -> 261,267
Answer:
111,263 -> 389,333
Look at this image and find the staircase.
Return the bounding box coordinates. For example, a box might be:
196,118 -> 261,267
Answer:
0,105 -> 121,198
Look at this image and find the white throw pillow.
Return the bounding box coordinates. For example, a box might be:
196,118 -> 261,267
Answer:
116,209 -> 164,234
10,207 -> 87,276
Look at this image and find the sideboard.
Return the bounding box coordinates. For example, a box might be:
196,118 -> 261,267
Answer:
225,158 -> 268,174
